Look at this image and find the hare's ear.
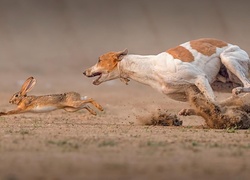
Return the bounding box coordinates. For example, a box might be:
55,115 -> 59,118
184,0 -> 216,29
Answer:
20,77 -> 37,96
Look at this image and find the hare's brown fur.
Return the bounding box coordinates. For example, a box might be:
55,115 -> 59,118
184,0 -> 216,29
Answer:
0,77 -> 103,116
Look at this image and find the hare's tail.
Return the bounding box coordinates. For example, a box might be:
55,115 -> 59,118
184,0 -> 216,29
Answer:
81,96 -> 88,100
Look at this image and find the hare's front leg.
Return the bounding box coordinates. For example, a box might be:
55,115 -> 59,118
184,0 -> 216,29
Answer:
0,112 -> 6,116
0,109 -> 25,116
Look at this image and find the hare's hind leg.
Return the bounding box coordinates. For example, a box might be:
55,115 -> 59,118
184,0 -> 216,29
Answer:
64,105 -> 97,115
66,93 -> 103,111
79,98 -> 103,111
87,99 -> 103,111
83,105 -> 97,115
64,98 -> 103,115
78,98 -> 103,111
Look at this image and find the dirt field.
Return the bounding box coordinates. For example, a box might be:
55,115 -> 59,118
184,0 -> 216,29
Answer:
1,0 -> 250,180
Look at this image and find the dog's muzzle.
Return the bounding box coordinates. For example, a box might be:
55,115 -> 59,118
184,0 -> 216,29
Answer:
83,70 -> 101,77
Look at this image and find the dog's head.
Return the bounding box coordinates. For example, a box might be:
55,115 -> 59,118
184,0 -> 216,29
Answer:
83,49 -> 128,85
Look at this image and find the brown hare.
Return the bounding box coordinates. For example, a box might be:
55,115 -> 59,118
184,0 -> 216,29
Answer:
0,77 -> 103,116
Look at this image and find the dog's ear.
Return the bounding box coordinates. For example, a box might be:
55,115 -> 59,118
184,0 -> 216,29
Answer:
117,49 -> 128,61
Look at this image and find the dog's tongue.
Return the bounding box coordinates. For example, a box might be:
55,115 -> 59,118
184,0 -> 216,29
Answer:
92,72 -> 101,77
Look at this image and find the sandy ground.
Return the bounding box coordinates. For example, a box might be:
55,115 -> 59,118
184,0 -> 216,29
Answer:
1,77 -> 250,180
0,0 -> 250,179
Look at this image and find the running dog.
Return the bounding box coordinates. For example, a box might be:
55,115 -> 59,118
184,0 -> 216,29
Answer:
83,38 -> 250,115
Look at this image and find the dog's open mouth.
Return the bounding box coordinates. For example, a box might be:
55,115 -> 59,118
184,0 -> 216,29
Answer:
92,72 -> 102,85
83,70 -> 103,85
91,72 -> 101,77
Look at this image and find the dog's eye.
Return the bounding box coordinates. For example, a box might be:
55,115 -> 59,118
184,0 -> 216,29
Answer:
15,94 -> 18,97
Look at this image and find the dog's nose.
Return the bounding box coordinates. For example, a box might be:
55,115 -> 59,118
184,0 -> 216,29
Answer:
83,71 -> 86,76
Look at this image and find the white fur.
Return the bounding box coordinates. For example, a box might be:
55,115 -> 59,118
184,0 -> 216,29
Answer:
84,40 -> 250,106
119,53 -> 216,102
31,106 -> 57,113
117,44 -> 250,103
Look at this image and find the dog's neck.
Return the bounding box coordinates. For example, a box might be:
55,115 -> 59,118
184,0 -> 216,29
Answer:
118,54 -> 159,86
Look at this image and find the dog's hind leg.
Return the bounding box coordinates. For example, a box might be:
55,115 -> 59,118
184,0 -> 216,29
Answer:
220,45 -> 250,95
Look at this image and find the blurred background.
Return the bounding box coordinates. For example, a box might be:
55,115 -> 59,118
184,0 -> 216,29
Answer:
0,0 -> 249,92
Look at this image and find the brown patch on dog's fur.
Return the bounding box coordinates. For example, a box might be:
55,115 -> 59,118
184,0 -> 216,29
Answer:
187,86 -> 250,129
167,46 -> 194,62
190,38 -> 228,56
96,49 -> 128,73
97,52 -> 120,72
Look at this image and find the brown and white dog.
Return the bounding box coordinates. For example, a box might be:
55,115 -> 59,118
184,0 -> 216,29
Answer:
83,38 -> 250,115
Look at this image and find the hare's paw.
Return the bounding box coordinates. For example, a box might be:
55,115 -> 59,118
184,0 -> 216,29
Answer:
89,99 -> 103,111
0,112 -> 7,116
96,104 -> 104,111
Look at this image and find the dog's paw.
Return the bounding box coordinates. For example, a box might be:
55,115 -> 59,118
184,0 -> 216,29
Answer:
178,108 -> 196,116
232,87 -> 243,96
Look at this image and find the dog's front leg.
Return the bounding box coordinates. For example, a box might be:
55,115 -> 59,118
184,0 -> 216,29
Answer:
177,75 -> 217,116
194,75 -> 217,104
